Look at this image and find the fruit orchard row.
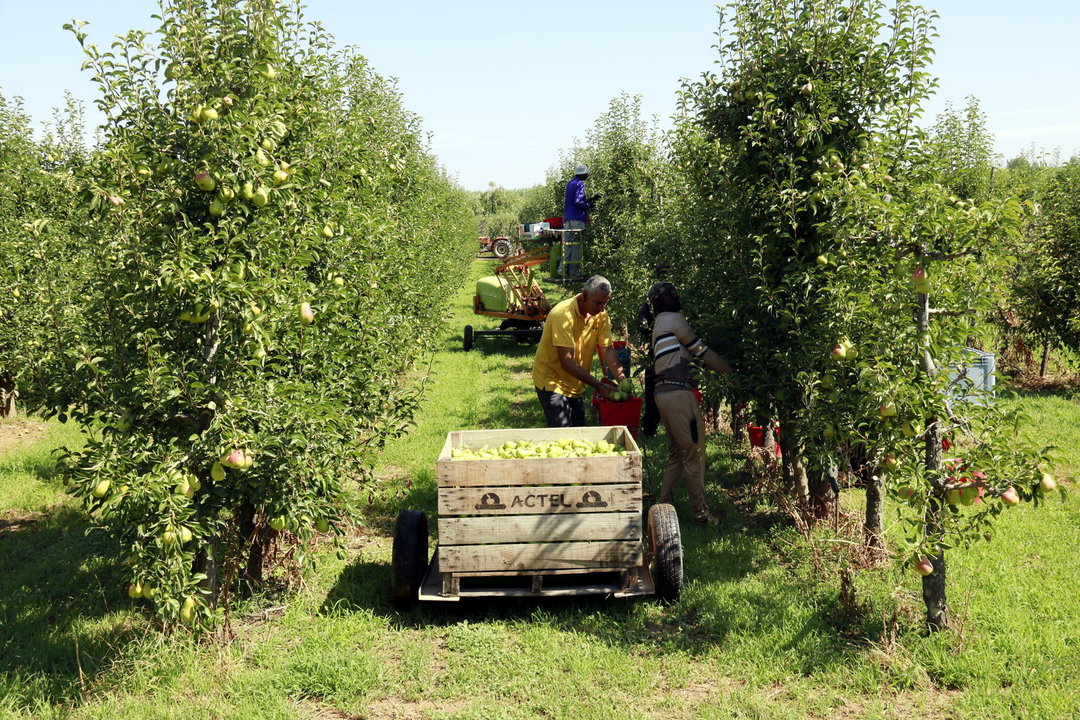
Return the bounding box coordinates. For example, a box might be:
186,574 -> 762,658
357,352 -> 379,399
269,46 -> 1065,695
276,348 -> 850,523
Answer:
1,0 -> 473,627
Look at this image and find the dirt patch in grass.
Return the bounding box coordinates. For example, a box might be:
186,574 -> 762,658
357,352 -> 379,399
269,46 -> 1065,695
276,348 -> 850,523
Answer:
814,688 -> 964,720
373,465 -> 412,484
355,697 -> 471,720
0,417 -> 48,455
0,509 -> 45,534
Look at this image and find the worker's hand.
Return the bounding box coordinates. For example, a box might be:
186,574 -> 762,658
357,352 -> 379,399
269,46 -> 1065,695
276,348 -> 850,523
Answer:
596,382 -> 617,402
590,193 -> 602,203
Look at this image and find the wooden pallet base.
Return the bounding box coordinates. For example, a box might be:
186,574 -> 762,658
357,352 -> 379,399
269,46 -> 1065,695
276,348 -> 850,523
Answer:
417,552 -> 654,602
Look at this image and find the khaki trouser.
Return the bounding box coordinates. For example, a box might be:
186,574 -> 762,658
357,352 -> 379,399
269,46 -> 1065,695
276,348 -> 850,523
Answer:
655,389 -> 707,522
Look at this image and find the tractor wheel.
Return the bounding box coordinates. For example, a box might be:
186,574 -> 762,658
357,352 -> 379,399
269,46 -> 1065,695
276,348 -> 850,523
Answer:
464,325 -> 474,351
492,238 -> 512,259
648,503 -> 683,603
391,510 -> 429,608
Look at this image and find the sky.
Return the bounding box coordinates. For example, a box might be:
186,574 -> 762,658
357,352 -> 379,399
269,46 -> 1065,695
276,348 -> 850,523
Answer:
1,1 -> 1078,191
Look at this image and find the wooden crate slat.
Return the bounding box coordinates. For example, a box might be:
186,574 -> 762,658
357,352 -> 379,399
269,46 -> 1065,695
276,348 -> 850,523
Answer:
438,512 -> 642,545
438,426 -> 639,457
438,483 -> 640,516
438,454 -> 641,489
438,540 -> 642,573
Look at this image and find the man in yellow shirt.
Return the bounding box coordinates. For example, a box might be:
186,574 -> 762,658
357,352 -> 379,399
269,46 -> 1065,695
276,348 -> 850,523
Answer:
533,275 -> 627,427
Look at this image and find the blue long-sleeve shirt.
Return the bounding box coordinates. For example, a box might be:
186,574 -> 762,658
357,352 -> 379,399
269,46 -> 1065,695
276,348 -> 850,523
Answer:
564,177 -> 593,223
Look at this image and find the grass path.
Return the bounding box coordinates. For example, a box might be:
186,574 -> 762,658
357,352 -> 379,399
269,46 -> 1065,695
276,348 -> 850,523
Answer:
1,261 -> 1078,719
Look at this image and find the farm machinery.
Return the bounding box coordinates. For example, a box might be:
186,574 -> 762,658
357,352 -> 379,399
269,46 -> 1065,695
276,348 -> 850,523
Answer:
464,244 -> 553,350
476,235 -> 517,260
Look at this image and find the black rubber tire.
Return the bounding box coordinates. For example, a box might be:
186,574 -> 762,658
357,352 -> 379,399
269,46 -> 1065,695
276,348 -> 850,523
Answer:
648,503 -> 683,603
492,238 -> 512,259
391,510 -> 429,608
463,325 -> 474,351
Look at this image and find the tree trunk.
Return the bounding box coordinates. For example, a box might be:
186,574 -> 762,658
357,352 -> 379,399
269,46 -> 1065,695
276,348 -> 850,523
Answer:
921,502 -> 949,629
237,502 -> 265,594
1040,343 -> 1050,378
0,372 -> 16,418
921,418 -> 948,629
917,289 -> 949,629
193,535 -> 223,609
775,409 -> 821,517
864,473 -> 885,562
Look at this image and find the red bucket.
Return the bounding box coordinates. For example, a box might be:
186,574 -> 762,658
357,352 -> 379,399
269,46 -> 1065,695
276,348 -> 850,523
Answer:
595,395 -> 644,437
747,424 -> 782,458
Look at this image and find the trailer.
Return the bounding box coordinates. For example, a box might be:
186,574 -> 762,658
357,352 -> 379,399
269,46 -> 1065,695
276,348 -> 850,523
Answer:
391,425 -> 684,605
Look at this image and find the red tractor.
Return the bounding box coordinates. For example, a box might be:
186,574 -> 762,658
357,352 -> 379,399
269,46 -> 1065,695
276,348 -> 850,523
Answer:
477,235 -> 516,260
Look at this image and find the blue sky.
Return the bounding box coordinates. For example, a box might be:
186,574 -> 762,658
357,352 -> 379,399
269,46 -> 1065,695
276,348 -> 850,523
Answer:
2,1 -> 1077,190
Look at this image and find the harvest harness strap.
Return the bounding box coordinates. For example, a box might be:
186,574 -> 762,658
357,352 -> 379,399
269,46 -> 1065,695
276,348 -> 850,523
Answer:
655,379 -> 694,390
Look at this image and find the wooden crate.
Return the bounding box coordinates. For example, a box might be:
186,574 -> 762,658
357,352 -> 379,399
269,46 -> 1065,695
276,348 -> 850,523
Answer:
426,425 -> 647,599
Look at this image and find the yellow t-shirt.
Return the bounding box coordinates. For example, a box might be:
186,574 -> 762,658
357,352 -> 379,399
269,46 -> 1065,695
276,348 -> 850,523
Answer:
532,294 -> 612,397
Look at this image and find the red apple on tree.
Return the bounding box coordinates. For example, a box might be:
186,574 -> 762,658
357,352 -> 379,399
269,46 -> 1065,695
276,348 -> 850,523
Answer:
1000,487 -> 1020,506
914,556 -> 934,576
959,485 -> 979,506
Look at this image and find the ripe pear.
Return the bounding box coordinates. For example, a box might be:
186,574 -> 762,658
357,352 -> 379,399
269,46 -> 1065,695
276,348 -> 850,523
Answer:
180,597 -> 196,623
194,171 -> 216,192
299,302 -> 315,324
1039,472 -> 1057,494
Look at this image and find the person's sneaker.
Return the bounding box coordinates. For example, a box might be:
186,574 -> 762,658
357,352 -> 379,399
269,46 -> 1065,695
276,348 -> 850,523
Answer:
694,511 -> 722,526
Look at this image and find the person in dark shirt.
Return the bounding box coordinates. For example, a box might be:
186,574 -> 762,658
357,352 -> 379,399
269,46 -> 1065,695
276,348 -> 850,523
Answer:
648,281 -> 733,525
561,164 -> 600,280
636,262 -> 671,437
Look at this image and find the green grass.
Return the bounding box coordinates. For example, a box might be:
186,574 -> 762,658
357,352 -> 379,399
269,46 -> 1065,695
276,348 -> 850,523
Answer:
1,260 -> 1078,719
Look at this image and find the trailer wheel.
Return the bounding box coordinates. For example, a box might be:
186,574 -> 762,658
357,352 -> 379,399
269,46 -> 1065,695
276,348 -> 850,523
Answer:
391,510 -> 429,608
492,238 -> 512,259
463,325 -> 474,351
648,503 -> 683,603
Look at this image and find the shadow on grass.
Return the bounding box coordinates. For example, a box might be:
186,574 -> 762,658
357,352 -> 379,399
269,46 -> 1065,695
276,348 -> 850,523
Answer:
0,504 -> 138,710
320,485 -> 865,666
